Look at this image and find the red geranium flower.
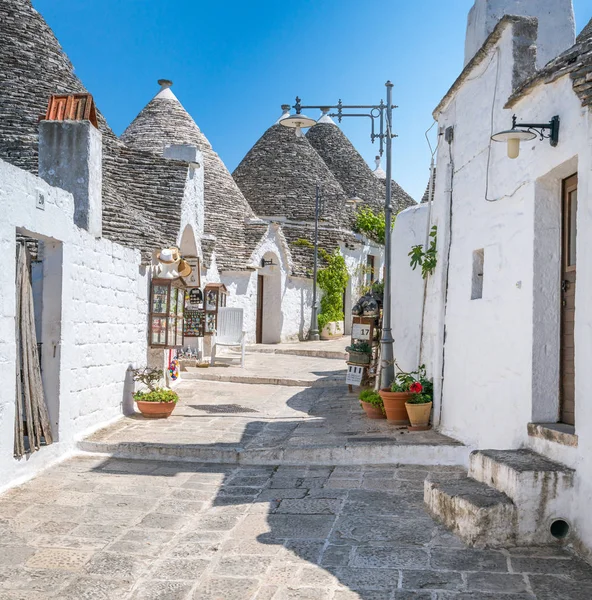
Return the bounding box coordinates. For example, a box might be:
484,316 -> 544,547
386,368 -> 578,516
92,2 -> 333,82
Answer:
410,381 -> 423,394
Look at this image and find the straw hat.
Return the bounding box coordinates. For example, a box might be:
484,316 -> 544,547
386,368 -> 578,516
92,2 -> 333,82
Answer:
177,259 -> 192,278
157,247 -> 180,264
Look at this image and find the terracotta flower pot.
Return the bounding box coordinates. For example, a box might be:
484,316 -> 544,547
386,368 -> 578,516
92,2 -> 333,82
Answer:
378,389 -> 412,424
405,401 -> 432,429
360,400 -> 386,419
136,400 -> 176,419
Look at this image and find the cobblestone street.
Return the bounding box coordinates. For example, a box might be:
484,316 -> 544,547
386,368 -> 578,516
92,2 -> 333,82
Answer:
1,455 -> 591,599
1,349 -> 592,598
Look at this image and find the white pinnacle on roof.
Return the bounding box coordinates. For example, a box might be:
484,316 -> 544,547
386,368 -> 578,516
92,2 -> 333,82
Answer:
317,108 -> 335,125
373,155 -> 386,179
154,78 -> 176,101
275,104 -> 291,125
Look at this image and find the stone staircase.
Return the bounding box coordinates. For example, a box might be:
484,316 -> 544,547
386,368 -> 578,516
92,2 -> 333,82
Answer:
424,448 -> 574,547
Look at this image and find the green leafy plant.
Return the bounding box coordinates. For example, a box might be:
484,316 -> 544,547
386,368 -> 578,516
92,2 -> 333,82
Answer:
409,225 -> 438,279
317,249 -> 348,331
347,341 -> 371,353
293,238 -> 314,249
133,388 -> 178,404
390,363 -> 433,403
359,389 -> 385,413
353,207 -> 387,245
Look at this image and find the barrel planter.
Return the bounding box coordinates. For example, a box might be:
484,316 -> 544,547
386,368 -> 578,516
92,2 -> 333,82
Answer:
378,390 -> 412,424
348,351 -> 371,365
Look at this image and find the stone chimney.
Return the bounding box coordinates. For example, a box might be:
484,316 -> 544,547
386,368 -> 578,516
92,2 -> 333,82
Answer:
464,0 -> 575,69
39,120 -> 102,236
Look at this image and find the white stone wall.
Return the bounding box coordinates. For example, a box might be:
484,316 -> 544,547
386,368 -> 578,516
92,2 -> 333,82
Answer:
391,204 -> 430,373
421,16 -> 592,557
464,0 -> 575,68
0,159 -> 147,491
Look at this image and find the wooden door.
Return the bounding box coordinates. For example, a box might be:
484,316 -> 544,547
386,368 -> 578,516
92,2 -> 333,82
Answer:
560,174 -> 577,425
256,275 -> 264,344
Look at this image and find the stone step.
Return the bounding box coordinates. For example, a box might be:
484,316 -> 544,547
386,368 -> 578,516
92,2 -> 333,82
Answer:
424,473 -> 517,548
469,449 -> 574,543
79,438 -> 469,467
244,346 -> 347,360
182,368 -> 343,387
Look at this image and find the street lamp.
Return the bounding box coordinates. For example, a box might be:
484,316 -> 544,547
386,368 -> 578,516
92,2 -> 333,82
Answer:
308,185 -> 362,342
280,81 -> 397,389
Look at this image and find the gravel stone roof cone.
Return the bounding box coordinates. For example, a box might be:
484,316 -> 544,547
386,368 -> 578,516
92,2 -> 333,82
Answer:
0,0 -> 177,257
122,80 -> 256,271
232,121 -> 350,227
306,119 -> 416,214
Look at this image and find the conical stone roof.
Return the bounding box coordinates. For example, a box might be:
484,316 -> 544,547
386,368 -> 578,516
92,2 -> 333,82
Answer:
0,0 -> 184,257
306,120 -> 415,213
122,81 -> 255,271
232,123 -> 350,227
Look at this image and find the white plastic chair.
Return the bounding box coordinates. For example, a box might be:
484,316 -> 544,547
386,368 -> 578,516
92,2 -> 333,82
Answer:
210,307 -> 246,368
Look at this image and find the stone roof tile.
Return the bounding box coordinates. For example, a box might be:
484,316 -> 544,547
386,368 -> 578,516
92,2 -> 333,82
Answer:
121,83 -> 256,271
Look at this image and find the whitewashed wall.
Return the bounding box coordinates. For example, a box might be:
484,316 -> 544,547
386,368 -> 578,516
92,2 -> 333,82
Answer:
0,159 -> 148,491
391,204 -> 429,373
422,16 -> 592,557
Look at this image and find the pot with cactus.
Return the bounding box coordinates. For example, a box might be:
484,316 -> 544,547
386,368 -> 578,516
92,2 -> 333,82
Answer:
132,367 -> 179,419
359,389 -> 386,419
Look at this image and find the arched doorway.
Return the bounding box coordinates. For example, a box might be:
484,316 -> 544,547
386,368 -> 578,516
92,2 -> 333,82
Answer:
256,252 -> 282,344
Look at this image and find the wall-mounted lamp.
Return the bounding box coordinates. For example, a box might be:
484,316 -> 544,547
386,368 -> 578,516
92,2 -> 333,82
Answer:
261,258 -> 276,268
491,114 -> 559,159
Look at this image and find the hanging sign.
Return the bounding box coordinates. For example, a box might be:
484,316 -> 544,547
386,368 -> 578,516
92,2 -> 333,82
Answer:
346,365 -> 365,386
352,323 -> 371,341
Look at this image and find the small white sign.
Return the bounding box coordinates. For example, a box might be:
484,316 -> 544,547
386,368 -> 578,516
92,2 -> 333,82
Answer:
346,365 -> 364,386
352,323 -> 371,341
36,190 -> 45,211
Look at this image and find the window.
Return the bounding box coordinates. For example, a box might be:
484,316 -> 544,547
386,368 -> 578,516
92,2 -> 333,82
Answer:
471,249 -> 484,300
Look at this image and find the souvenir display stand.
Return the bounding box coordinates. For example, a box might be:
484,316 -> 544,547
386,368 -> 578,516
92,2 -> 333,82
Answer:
149,279 -> 185,348
346,314 -> 382,393
203,283 -> 228,335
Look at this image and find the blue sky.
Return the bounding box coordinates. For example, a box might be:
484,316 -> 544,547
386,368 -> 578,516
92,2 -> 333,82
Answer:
34,0 -> 592,202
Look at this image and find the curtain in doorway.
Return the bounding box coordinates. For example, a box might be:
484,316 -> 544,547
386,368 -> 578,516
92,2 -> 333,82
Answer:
14,242 -> 53,458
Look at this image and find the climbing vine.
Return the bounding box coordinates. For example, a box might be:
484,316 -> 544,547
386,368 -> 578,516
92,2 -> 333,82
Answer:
409,225 -> 438,279
353,207 -> 387,245
317,249 -> 349,331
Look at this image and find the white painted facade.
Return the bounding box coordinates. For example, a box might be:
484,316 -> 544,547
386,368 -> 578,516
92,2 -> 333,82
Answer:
390,204 -> 430,373
411,5 -> 592,559
0,157 -> 148,491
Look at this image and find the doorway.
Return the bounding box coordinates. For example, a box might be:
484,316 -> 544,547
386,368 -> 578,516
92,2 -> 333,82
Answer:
560,174 -> 577,425
256,275 -> 264,344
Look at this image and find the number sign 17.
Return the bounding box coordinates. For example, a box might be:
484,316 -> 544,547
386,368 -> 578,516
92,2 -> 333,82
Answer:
352,324 -> 371,340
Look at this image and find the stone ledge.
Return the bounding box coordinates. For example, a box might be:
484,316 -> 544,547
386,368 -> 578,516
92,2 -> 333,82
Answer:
528,423 -> 578,448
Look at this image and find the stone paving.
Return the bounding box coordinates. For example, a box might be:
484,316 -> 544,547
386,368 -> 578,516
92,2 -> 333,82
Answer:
81,380 -> 463,465
1,455 -> 591,599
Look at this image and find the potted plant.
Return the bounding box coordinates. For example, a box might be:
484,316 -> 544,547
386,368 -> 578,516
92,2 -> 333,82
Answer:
378,367 -> 419,424
132,368 -> 179,418
405,366 -> 433,430
346,341 -> 372,365
359,389 -> 385,419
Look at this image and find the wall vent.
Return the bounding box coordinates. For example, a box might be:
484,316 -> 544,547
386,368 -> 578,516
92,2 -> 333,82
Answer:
471,249 -> 484,300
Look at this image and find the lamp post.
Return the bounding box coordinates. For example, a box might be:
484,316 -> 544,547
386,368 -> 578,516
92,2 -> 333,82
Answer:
281,81 -> 397,388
